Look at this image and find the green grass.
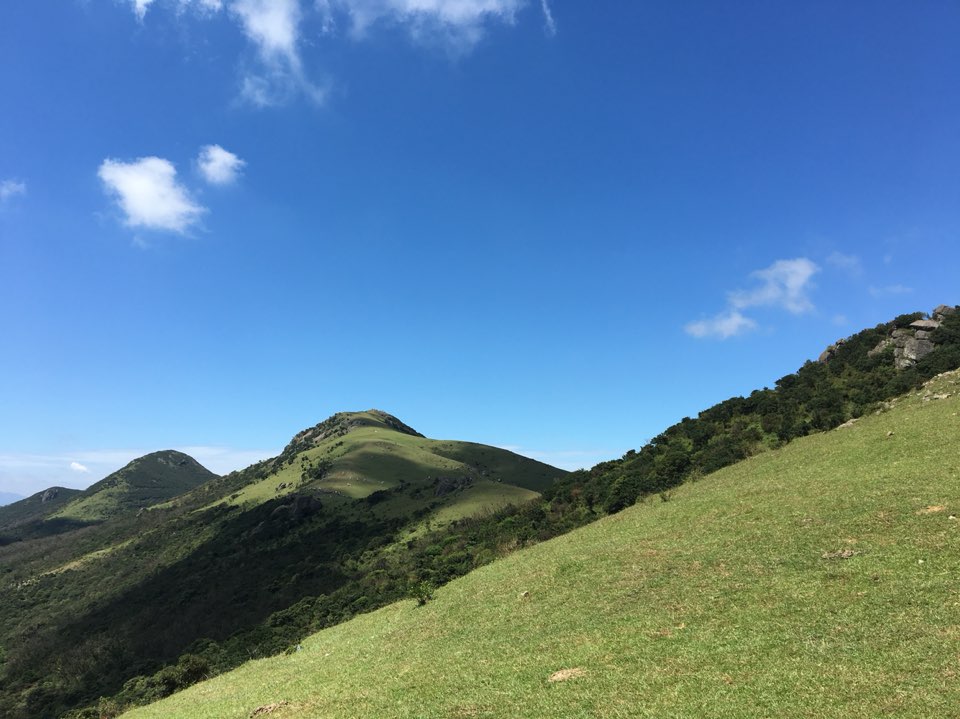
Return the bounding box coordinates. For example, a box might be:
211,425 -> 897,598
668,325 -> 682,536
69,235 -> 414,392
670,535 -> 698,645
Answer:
124,371 -> 960,719
53,451 -> 217,522
214,423 -> 562,517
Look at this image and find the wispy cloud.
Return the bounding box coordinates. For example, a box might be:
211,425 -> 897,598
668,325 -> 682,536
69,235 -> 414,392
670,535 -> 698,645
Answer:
869,284 -> 913,298
540,0 -> 556,36
329,0 -> 526,51
197,144 -> 245,185
826,251 -> 863,277
70,461 -> 90,473
232,0 -> 327,106
131,0 -> 155,21
687,257 -> 819,341
0,179 -> 26,203
684,309 -> 757,340
728,258 -> 820,315
99,156 -> 205,234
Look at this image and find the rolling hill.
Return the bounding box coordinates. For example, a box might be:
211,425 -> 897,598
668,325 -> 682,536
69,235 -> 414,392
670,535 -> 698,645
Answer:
51,450 -> 219,522
0,413 -> 566,719
123,369 -> 960,719
0,487 -> 81,536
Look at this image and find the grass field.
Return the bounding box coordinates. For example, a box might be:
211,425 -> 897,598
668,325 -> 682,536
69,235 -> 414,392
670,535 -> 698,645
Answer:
124,373 -> 960,719
211,417 -> 562,523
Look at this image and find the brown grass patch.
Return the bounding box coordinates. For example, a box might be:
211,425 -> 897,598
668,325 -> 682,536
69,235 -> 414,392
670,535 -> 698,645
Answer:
548,667 -> 586,683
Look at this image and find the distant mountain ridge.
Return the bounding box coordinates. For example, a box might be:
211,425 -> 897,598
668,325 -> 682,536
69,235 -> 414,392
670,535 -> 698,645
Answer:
0,492 -> 24,507
51,450 -> 218,522
0,486 -> 82,535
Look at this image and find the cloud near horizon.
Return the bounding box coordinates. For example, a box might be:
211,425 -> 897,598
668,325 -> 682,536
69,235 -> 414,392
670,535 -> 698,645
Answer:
686,257 -> 820,340
99,156 -> 206,234
0,446 -> 279,497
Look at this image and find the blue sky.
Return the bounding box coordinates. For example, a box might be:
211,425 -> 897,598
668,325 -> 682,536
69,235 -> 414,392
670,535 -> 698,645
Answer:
1,1 -> 958,498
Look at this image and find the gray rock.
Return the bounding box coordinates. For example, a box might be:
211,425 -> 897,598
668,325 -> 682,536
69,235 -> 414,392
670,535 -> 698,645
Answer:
933,304 -> 956,319
910,319 -> 941,331
40,488 -> 59,503
915,330 -> 932,340
868,338 -> 895,357
904,337 -> 935,362
891,328 -> 913,340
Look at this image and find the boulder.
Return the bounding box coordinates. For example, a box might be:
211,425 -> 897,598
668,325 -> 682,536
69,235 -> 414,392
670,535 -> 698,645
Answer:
903,337 -> 935,362
40,488 -> 59,503
868,338 -> 894,357
933,304 -> 957,320
910,319 -> 941,331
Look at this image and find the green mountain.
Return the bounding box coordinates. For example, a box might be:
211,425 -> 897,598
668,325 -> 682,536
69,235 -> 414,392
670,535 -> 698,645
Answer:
52,450 -> 219,522
0,414 -> 565,719
0,486 -> 82,535
0,492 -> 25,507
124,368 -> 960,719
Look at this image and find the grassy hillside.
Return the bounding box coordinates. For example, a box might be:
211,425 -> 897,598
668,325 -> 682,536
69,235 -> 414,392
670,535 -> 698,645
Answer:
52,450 -> 218,522
126,371 -> 960,719
0,487 -> 81,535
0,413 -> 565,719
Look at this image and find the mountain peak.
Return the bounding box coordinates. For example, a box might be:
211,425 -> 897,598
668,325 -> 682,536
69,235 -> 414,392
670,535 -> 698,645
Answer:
282,409 -> 424,458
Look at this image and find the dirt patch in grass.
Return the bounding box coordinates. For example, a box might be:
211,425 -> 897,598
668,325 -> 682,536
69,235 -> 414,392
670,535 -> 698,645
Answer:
548,667 -> 586,683
916,505 -> 946,514
250,701 -> 289,717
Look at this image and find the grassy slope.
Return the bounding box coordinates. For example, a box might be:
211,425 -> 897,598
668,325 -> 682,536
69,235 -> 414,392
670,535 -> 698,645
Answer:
127,372 -> 960,719
53,451 -> 218,522
0,487 -> 82,532
215,416 -> 558,524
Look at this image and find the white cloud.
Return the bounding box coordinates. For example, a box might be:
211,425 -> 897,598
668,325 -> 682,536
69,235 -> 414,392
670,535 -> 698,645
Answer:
728,258 -> 820,315
233,0 -> 302,62
684,310 -> 757,340
335,0 -> 524,49
98,156 -> 205,234
197,144 -> 245,184
131,0 -> 156,20
826,251 -> 863,276
0,179 -> 26,203
686,257 -> 820,341
70,461 -> 90,473
539,0 -> 556,36
232,0 -> 327,106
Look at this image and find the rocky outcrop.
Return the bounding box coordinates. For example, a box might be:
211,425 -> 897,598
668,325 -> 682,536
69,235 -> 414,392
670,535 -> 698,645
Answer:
40,488 -> 60,503
822,304 -> 958,370
818,338 -> 846,363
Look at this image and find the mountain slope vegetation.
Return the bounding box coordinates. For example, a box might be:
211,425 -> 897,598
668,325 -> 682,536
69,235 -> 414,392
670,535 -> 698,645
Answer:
124,369 -> 960,719
0,413 -> 564,719
3,307 -> 959,719
0,487 -> 81,537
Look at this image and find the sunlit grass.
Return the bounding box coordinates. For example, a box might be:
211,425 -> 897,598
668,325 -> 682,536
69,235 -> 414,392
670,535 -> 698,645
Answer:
125,374 -> 960,718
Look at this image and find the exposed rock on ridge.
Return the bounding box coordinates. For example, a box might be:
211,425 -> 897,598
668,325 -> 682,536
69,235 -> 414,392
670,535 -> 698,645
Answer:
820,304 -> 957,369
